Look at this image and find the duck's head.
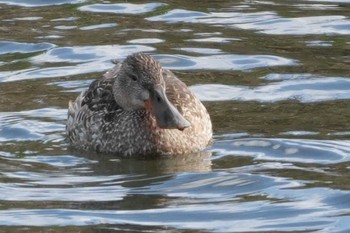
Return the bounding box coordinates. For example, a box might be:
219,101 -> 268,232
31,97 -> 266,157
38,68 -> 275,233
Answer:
113,53 -> 190,130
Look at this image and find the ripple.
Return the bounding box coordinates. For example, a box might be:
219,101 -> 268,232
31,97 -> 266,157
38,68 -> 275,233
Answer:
280,131 -> 320,136
0,120 -> 63,142
0,63 -> 109,82
0,3 -> 349,233
51,16 -> 78,22
143,172 -> 293,199
191,74 -> 350,102
79,3 -> 165,15
0,41 -> 55,55
0,125 -> 44,142
48,79 -> 93,92
0,0 -> 86,7
194,32 -> 222,36
0,184 -> 127,201
0,45 -> 155,82
79,23 -> 117,31
0,108 -> 66,142
305,40 -> 333,47
295,3 -> 339,10
1,50 -> 294,82
31,45 -> 155,64
148,9 -> 208,22
7,16 -> 43,21
306,0 -> 350,2
17,155 -> 94,167
187,37 -> 240,43
242,15 -> 350,35
173,47 -> 224,55
122,28 -> 165,33
148,9 -> 350,35
54,25 -> 78,30
213,138 -> 350,164
18,108 -> 67,120
36,35 -> 64,39
127,38 -> 164,44
154,54 -> 296,70
2,171 -> 126,185
154,54 -> 197,68
329,131 -> 350,136
0,174 -> 349,232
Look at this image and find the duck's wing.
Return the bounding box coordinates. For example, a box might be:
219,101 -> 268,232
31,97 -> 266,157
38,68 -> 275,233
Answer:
81,62 -> 123,112
81,75 -> 118,113
67,63 -> 122,127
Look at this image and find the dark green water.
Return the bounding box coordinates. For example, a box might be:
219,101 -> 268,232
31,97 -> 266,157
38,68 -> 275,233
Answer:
0,0 -> 350,232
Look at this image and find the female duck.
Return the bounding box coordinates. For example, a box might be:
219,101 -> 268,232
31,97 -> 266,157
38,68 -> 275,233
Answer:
66,53 -> 212,156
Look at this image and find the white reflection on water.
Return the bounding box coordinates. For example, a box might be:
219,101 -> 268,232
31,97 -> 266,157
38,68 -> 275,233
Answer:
0,108 -> 67,121
173,47 -> 224,55
148,9 -> 350,35
306,0 -> 350,2
0,119 -> 63,142
14,155 -> 94,167
0,173 -> 348,232
187,37 -> 240,43
295,3 -> 339,10
154,54 -> 296,70
0,126 -> 349,232
305,40 -> 333,47
127,38 -> 165,44
0,41 -> 55,55
280,131 -> 319,136
0,0 -> 86,7
191,74 -> 350,103
0,45 -> 155,82
213,138 -> 350,164
79,3 -> 165,15
79,23 -> 117,31
0,109 -> 66,142
0,1 -> 349,232
0,49 -> 295,82
30,45 -> 155,64
6,16 -> 43,21
0,184 -> 127,201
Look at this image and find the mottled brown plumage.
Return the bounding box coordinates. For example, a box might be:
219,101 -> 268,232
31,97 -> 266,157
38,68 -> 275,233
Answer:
66,53 -> 212,156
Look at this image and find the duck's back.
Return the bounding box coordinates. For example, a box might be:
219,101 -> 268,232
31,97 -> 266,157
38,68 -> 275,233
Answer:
66,64 -> 212,156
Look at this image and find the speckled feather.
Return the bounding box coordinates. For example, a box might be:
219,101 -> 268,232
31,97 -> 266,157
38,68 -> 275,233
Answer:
66,54 -> 212,156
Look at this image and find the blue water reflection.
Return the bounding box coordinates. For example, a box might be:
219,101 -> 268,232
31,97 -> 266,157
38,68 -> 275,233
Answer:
0,0 -> 86,7
80,23 -> 117,31
79,3 -> 165,15
213,138 -> 350,164
148,9 -> 350,35
0,49 -> 295,82
0,171 -> 348,232
155,54 -> 296,70
191,74 -> 350,102
0,41 -> 55,55
0,0 -> 350,232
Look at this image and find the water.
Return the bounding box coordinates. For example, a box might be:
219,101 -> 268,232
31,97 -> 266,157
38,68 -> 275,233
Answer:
0,0 -> 350,232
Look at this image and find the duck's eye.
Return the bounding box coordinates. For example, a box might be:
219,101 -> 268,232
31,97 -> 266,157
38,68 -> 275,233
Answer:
130,74 -> 137,81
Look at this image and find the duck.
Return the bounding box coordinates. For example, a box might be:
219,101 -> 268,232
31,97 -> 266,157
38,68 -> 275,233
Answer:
66,53 -> 212,156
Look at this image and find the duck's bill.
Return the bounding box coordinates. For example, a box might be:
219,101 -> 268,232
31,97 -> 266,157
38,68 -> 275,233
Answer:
145,86 -> 191,130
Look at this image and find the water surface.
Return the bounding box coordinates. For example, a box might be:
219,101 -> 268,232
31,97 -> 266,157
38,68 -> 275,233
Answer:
0,0 -> 350,232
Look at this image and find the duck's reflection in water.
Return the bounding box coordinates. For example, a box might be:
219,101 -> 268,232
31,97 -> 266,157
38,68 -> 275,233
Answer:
82,150 -> 213,176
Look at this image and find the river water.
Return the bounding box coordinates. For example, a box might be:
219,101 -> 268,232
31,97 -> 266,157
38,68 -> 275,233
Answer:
0,0 -> 350,232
